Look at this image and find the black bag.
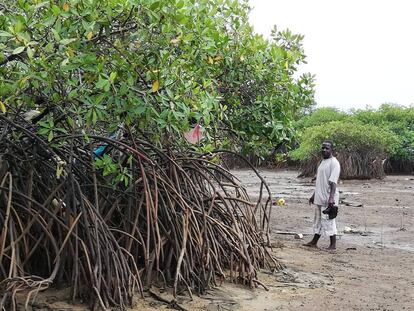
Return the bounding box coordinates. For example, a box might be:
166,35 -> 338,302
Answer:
322,205 -> 338,219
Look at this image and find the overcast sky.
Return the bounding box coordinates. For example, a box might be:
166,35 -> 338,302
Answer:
248,0 -> 414,111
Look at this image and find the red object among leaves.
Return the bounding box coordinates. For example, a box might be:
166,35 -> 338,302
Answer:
184,124 -> 203,144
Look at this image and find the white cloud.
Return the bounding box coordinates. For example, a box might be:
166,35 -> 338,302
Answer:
248,0 -> 414,110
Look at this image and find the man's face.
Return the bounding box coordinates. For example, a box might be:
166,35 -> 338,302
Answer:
321,142 -> 332,159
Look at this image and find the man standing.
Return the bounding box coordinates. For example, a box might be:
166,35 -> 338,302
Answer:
304,140 -> 340,250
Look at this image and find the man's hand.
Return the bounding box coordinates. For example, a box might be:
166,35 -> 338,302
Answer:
328,196 -> 335,207
309,194 -> 315,205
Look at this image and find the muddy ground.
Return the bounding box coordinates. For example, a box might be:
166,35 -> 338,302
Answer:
138,169 -> 414,311
23,170 -> 414,310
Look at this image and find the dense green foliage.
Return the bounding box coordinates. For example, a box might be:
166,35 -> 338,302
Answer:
292,104 -> 414,160
294,107 -> 347,130
0,0 -> 314,156
290,121 -> 399,161
291,104 -> 414,176
350,105 -> 414,161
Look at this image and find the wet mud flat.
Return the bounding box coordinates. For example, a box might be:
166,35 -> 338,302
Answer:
234,169 -> 414,253
136,170 -> 414,311
228,169 -> 414,311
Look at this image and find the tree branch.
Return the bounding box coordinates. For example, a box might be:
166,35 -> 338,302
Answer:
0,53 -> 22,67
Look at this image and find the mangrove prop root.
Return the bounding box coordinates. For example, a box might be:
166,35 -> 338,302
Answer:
0,114 -> 280,310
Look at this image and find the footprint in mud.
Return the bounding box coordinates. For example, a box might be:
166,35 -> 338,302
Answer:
266,267 -> 334,290
203,286 -> 257,311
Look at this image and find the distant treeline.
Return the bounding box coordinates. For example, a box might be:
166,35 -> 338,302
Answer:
290,105 -> 414,178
